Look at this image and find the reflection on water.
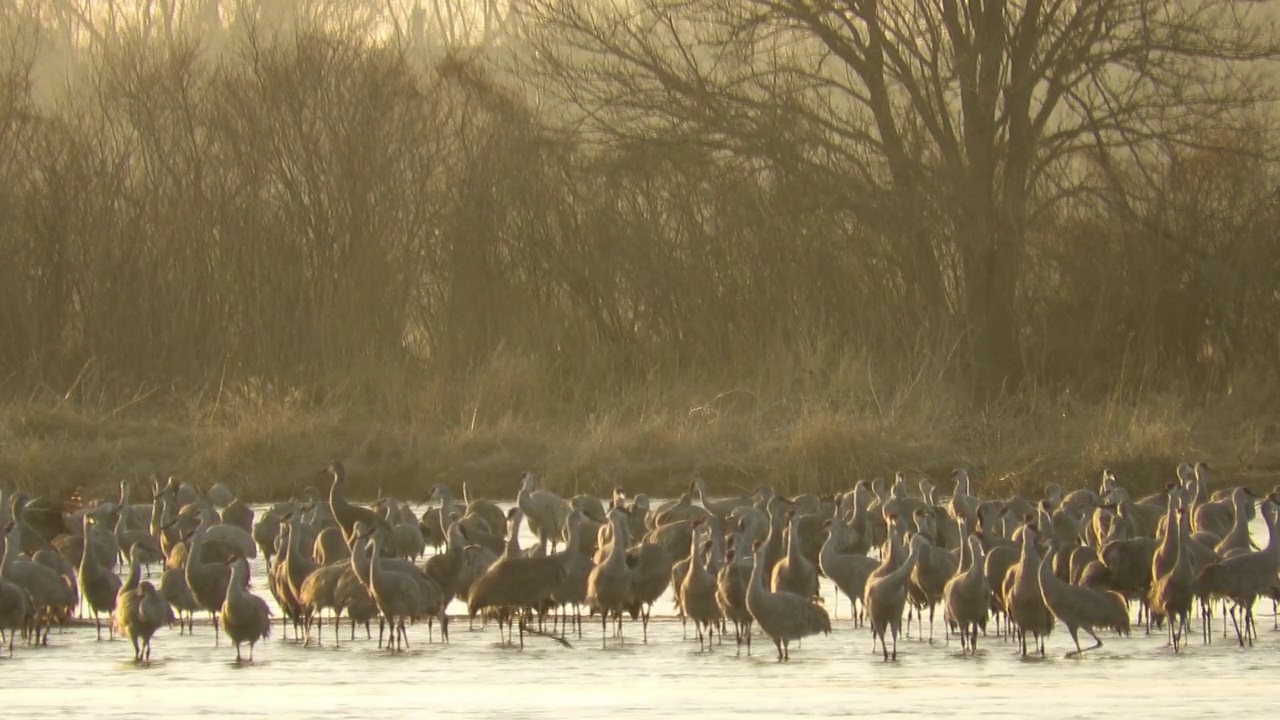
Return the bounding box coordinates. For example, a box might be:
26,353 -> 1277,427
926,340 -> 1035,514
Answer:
3,507 -> 1276,718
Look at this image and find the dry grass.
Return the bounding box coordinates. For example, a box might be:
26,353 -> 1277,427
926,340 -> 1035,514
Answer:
3,352 -> 1279,505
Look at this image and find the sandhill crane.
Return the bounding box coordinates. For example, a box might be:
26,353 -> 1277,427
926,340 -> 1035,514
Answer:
1100,535 -> 1157,627
267,519 -> 302,640
908,509 -> 956,642
642,517 -> 699,563
771,510 -> 818,598
116,580 -> 170,662
0,572 -> 29,656
549,510 -> 595,638
1197,493 -> 1279,646
680,530 -> 720,650
158,539 -> 199,635
467,518 -> 568,649
865,533 -> 927,661
943,532 -> 989,655
419,485 -> 457,552
571,494 -> 607,524
252,512 -> 285,568
819,517 -> 878,627
715,534 -> 754,651
185,513 -> 236,644
364,535 -> 432,651
1005,522 -> 1054,656
1213,487 -> 1258,556
1,520 -> 75,644
113,510 -> 158,572
746,539 -> 830,661
8,493 -> 57,555
625,535 -> 673,642
207,483 -> 235,509
650,485 -> 710,530
461,482 -> 507,542
313,526 -> 349,566
297,558 -> 351,647
384,508 -> 426,562
346,520 -> 443,645
324,460 -> 397,555
1036,530 -> 1130,657
200,519 -> 258,562
1151,507 -> 1195,651
517,472 -> 573,553
671,517 -> 709,635
423,519 -> 467,612
220,497 -> 255,534
693,479 -> 755,519
459,520 -> 505,557
282,517 -> 320,639
586,508 -> 634,648
222,556 -> 271,662
78,514 -> 122,640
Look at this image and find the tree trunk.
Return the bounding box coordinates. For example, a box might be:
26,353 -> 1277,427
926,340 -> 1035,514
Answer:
962,220 -> 1022,402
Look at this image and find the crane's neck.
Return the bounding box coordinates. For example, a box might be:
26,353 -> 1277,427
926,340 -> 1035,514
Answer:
747,548 -> 768,594
367,540 -> 382,587
350,534 -> 371,579
785,517 -> 802,560
445,520 -> 465,553
1036,545 -> 1058,589
80,519 -> 97,574
282,522 -> 298,565
329,473 -> 349,512
1172,511 -> 1186,571
124,551 -> 142,592
1262,502 -> 1279,556
819,523 -> 843,568
605,516 -> 630,568
885,542 -> 921,585
0,532 -> 15,576
1018,529 -> 1040,568
564,516 -> 581,557
968,537 -> 986,578
684,537 -> 704,584
708,525 -> 726,565
227,560 -> 247,602
504,511 -> 525,558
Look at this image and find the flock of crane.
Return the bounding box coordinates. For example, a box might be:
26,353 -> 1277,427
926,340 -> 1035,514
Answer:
1,459 -> 1277,664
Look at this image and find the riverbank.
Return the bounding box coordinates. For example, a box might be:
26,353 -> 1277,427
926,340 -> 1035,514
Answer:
3,368 -> 1278,504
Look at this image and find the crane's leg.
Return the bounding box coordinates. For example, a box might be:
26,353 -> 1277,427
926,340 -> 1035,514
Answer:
1228,605 -> 1244,647
1065,627 -> 1083,657
1082,626 -> 1103,654
600,612 -> 608,650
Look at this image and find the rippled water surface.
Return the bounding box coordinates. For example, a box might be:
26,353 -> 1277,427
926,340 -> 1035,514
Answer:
4,507 -> 1277,718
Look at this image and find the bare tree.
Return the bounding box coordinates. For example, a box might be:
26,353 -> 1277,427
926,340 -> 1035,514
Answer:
520,0 -> 1280,397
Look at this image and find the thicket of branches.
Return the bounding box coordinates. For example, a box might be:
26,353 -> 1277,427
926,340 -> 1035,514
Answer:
1,1 -> 1278,418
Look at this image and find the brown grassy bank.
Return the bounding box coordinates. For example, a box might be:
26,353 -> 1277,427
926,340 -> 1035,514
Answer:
3,355 -> 1279,505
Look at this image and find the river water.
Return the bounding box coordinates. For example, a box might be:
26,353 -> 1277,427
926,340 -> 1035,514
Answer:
3,506 -> 1276,718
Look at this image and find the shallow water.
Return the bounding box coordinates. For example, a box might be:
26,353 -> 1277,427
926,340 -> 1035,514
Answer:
4,507 -> 1277,718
